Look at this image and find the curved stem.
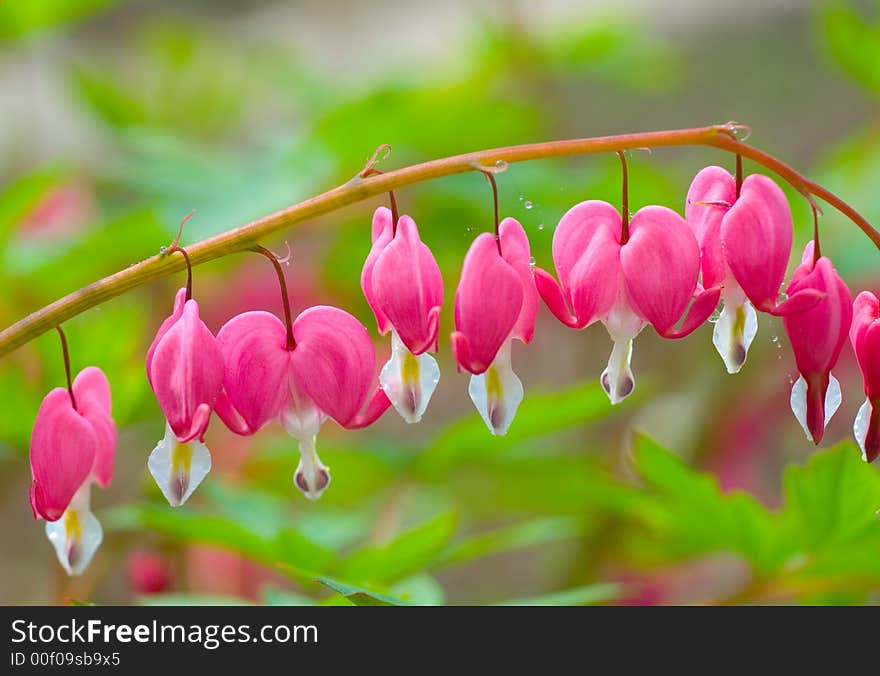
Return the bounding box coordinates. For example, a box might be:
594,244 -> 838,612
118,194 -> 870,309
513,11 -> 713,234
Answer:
251,246 -> 296,350
616,151 -> 630,244
1,123 -> 877,358
164,246 -> 192,301
735,154 -> 743,198
480,170 -> 502,254
812,203 -> 822,265
361,167 -> 399,234
55,326 -> 76,410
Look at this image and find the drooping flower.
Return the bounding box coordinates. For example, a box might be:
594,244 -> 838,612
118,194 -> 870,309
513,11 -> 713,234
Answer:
146,287 -> 225,506
783,242 -> 851,445
686,168 -> 823,372
216,305 -> 390,499
849,291 -> 880,462
361,206 -> 443,423
29,366 -> 116,575
534,200 -> 720,404
450,218 -> 537,435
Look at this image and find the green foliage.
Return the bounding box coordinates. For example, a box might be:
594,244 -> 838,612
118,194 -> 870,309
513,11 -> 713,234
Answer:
3,1 -> 880,607
0,0 -> 118,42
819,1 -> 880,97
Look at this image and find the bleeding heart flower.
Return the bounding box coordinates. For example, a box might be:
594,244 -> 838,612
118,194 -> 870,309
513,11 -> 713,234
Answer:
450,218 -> 537,435
534,200 -> 720,404
146,287 -> 225,506
686,168 -> 823,372
850,290 -> 880,462
29,366 -> 116,575
216,305 -> 390,499
783,242 -> 851,445
361,207 -> 443,423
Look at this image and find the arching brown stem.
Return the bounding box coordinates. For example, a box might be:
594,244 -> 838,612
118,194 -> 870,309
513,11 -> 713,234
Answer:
0,123 -> 876,359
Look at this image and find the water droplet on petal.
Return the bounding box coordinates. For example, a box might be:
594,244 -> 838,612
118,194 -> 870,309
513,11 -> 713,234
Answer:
528,256 -> 536,268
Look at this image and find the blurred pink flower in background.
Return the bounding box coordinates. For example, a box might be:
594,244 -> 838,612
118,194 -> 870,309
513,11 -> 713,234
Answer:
17,182 -> 95,241
128,549 -> 173,595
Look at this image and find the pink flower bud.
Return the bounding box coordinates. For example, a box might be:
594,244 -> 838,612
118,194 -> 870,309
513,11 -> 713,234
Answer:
783,242 -> 852,445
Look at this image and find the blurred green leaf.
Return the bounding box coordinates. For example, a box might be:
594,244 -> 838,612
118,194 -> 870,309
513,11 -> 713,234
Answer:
339,511 -> 458,584
416,380 -> 632,475
495,583 -> 620,606
389,574 -> 446,606
437,516 -> 591,567
107,501 -> 334,580
137,594 -> 253,606
780,442 -> 880,550
0,0 -> 117,42
261,586 -> 316,607
631,434 -> 780,573
819,1 -> 880,96
315,577 -> 409,606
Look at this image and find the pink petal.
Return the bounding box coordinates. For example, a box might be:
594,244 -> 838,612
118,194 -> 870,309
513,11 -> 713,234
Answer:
72,367 -> 116,488
551,200 -> 622,327
499,218 -> 538,344
343,387 -> 392,429
534,266 -> 581,328
850,290 -> 879,375
145,287 -> 187,390
660,286 -> 722,339
621,206 -> 701,335
859,321 -> 880,400
361,207 -> 395,335
370,214 -> 444,354
290,305 -> 377,426
685,166 -> 736,290
783,253 -> 852,377
217,310 -> 293,433
148,298 -> 225,442
721,174 -> 793,313
783,250 -> 852,443
29,388 -> 97,521
452,233 -> 523,374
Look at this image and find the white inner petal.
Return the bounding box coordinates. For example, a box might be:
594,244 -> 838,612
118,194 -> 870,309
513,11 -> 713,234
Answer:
45,482 -> 102,576
148,421 -> 212,507
854,398 -> 871,462
468,339 -> 523,436
600,337 -> 635,405
280,378 -> 325,441
292,435 -> 331,501
789,374 -> 841,443
712,299 -> 757,374
826,374 -> 842,425
380,330 -> 440,424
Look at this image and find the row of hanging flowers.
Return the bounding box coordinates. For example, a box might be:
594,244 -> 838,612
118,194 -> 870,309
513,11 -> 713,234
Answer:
25,144 -> 880,575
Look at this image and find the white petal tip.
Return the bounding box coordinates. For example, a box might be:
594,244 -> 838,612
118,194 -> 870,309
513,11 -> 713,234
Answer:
45,486 -> 103,576
600,338 -> 635,405
468,343 -> 523,436
294,463 -> 331,501
854,398 -> 871,463
293,437 -> 331,501
712,301 -> 757,375
789,374 -> 841,444
380,334 -> 440,424
148,424 -> 212,507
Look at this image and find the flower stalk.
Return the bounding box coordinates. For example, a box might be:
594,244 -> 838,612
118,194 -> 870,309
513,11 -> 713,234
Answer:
1,122 -> 877,359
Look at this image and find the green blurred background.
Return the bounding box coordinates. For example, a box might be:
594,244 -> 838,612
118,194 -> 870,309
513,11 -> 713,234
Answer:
2,0 -> 880,606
